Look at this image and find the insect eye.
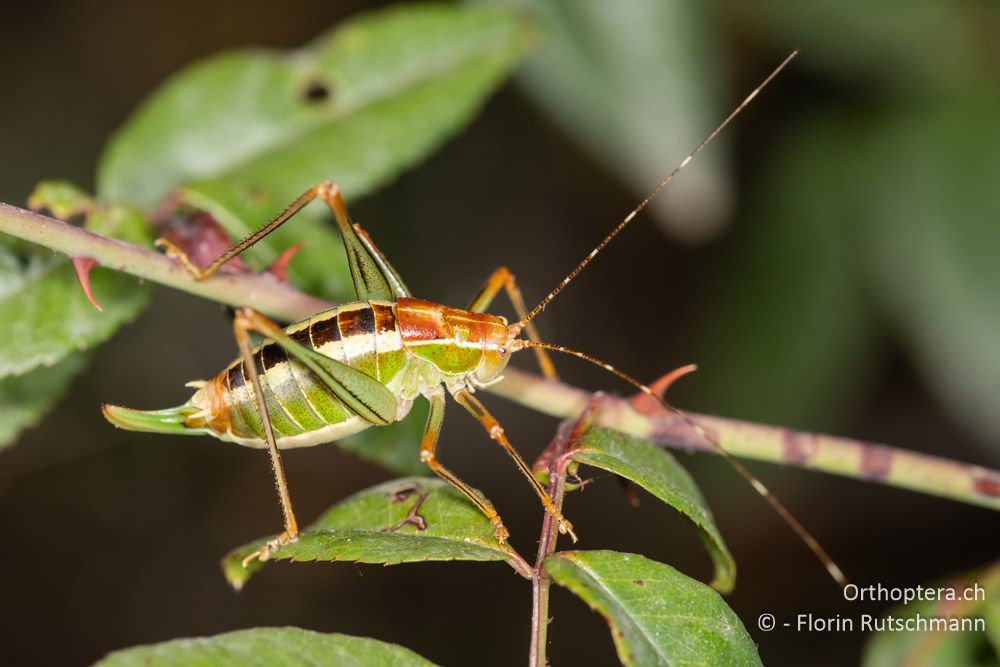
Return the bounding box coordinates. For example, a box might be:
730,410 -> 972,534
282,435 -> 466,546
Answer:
498,346 -> 509,358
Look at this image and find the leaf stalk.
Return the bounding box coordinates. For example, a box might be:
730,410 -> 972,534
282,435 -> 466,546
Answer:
529,397 -> 602,667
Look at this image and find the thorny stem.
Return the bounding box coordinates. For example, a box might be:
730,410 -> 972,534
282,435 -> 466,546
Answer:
528,397 -> 602,667
492,369 -> 1000,512
2,203 -> 998,511
0,202 -> 331,322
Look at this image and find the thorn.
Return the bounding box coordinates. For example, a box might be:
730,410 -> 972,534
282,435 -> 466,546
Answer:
628,364 -> 698,415
265,242 -> 305,282
71,256 -> 103,312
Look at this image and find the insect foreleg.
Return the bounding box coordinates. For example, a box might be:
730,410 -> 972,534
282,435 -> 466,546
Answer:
418,390 -> 510,543
233,307 -> 299,567
467,266 -> 557,379
451,388 -> 577,542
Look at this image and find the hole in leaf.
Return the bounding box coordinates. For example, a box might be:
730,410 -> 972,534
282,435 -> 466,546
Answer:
302,80 -> 331,103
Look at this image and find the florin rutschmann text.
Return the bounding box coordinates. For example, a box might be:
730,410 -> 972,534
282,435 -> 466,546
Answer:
756,582 -> 988,634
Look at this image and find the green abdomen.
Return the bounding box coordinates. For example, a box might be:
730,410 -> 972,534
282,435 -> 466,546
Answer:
217,300 -> 412,447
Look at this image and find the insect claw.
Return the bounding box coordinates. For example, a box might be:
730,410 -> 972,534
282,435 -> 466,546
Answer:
156,237 -> 209,280
492,522 -> 510,544
241,550 -> 262,569
241,531 -> 297,568
557,518 -> 578,543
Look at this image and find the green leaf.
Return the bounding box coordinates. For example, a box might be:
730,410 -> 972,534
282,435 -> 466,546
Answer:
697,113 -> 876,430
0,354 -> 88,450
95,627 -> 441,667
0,184 -> 152,447
511,0 -> 730,241
569,427 -> 735,592
861,561 -> 1000,667
25,180 -> 95,220
222,477 -> 524,590
861,99 -> 1000,446
545,550 -> 761,667
339,398 -> 429,477
97,4 -> 535,300
0,196 -> 151,378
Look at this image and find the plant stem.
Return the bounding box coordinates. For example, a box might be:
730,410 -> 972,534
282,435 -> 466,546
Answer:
0,202 -> 332,322
491,369 -> 1000,512
3,202 -> 998,511
528,399 -> 601,667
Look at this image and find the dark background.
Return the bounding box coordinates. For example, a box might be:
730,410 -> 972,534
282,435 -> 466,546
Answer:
2,1 -> 999,665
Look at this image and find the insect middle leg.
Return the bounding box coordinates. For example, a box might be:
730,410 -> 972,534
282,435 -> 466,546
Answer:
233,307 -> 299,566
419,390 -> 510,543
468,266 -> 558,380
451,387 -> 577,541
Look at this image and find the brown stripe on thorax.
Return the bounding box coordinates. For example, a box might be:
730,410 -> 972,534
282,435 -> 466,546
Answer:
396,298 -> 449,342
396,298 -> 507,345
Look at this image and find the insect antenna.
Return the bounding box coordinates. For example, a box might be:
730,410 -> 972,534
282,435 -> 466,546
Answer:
504,49 -> 847,586
512,339 -> 849,589
511,49 -> 799,336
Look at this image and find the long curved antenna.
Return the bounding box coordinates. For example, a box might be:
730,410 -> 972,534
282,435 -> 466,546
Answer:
512,50 -> 799,335
512,338 -> 849,589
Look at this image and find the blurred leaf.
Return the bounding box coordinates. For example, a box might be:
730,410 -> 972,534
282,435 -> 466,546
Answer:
863,99 -> 1000,445
0,184 -> 151,448
510,0 -> 730,241
697,112 -> 875,430
0,354 -> 88,450
339,397 -> 429,476
545,550 -> 761,666
0,190 -> 151,377
570,427 -> 735,592
223,477 -> 524,589
25,180 -> 94,220
729,0 -> 1000,93
98,4 -> 535,299
96,627 -> 440,667
861,560 -> 1000,666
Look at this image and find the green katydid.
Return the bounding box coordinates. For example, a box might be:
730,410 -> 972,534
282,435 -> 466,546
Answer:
104,50 -> 847,586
